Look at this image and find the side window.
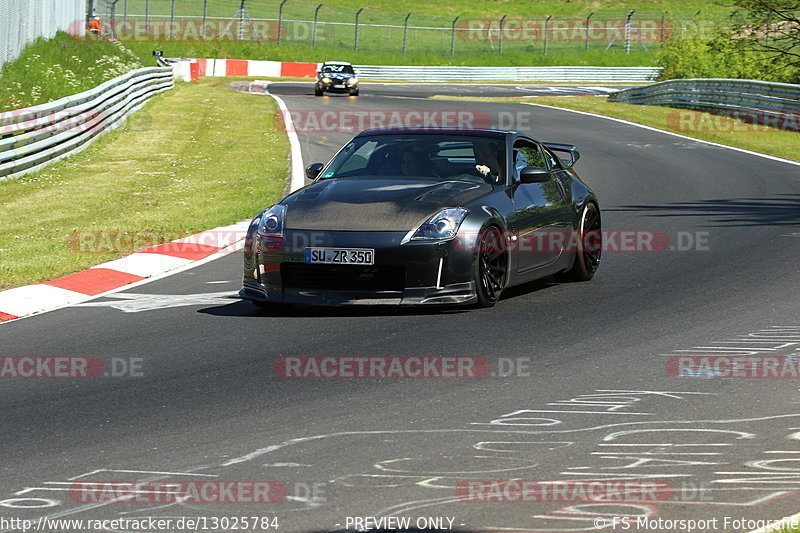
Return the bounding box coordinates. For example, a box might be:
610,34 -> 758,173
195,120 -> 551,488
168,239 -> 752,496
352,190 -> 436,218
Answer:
543,147 -> 562,170
336,140 -> 376,174
513,141 -> 546,175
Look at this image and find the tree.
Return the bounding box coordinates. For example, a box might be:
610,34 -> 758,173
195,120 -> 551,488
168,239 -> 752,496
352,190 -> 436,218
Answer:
731,0 -> 800,79
656,22 -> 765,80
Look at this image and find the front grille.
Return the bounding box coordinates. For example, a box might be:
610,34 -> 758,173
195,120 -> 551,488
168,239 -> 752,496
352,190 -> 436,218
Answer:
281,263 -> 405,292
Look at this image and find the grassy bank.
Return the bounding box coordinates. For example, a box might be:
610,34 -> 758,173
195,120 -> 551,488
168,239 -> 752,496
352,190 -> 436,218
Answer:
0,32 -> 144,111
110,0 -> 729,69
433,95 -> 799,162
0,78 -> 288,290
123,40 -> 658,68
110,0 -> 729,67
119,0 -> 728,21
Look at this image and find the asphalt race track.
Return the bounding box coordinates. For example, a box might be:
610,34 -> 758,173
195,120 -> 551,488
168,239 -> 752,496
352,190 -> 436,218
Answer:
1,82 -> 799,533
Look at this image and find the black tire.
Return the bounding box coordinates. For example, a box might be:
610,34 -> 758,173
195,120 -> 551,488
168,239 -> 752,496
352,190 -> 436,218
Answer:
558,202 -> 601,282
314,87 -> 323,96
350,90 -> 359,96
473,226 -> 509,308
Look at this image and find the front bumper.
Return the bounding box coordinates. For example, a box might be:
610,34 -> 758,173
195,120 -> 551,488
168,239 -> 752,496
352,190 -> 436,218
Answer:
239,229 -> 477,306
318,80 -> 357,93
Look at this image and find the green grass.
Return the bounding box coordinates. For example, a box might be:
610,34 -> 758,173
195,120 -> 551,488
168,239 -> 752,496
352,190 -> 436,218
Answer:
108,0 -> 727,67
0,77 -> 288,290
123,40 -> 659,68
116,0 -> 729,21
0,32 -> 144,111
432,95 -> 800,162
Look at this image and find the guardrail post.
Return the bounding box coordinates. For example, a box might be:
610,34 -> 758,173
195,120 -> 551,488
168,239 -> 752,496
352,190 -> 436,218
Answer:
543,15 -> 552,55
660,12 -> 665,42
123,0 -> 127,24
278,0 -> 288,45
499,14 -> 507,54
354,8 -> 364,50
144,0 -> 149,33
624,10 -> 634,53
450,16 -> 459,56
312,3 -> 323,46
585,12 -> 593,51
170,0 -> 176,39
402,13 -> 412,55
201,0 -> 208,38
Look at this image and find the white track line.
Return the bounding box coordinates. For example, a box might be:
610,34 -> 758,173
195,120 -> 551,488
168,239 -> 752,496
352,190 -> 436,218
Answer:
255,81 -> 305,191
522,102 -> 800,168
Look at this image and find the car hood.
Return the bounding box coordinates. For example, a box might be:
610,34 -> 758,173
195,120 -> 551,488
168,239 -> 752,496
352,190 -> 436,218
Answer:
282,178 -> 492,231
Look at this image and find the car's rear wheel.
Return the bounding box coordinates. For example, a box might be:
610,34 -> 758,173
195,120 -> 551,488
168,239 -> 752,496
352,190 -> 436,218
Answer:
558,202 -> 601,282
474,226 -> 508,307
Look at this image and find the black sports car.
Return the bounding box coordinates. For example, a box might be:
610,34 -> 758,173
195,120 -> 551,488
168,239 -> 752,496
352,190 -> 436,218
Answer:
239,128 -> 601,308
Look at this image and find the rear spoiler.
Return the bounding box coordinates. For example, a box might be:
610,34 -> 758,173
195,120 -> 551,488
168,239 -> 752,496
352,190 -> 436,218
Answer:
543,142 -> 580,167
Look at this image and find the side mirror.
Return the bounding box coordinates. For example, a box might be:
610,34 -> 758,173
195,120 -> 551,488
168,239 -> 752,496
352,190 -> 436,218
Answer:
305,163 -> 324,179
543,142 -> 580,167
519,166 -> 550,183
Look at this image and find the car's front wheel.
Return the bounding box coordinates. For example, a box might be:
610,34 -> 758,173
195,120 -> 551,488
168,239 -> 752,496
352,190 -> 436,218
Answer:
349,89 -> 359,96
474,226 -> 508,307
558,202 -> 601,282
314,86 -> 323,96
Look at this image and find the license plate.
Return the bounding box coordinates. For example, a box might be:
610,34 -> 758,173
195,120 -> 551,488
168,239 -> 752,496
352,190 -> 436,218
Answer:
305,248 -> 374,265
334,84 -> 345,88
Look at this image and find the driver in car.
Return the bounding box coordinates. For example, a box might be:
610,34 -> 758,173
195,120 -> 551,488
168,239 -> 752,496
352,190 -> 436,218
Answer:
473,141 -> 502,183
401,147 -> 429,177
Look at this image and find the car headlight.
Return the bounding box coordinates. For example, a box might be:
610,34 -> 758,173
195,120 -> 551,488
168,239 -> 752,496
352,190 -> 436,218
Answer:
403,208 -> 468,243
257,204 -> 287,238
321,76 -> 331,84
347,78 -> 358,85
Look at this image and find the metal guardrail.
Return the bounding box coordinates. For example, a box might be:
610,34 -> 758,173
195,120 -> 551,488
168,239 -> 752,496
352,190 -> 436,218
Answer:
608,78 -> 800,123
0,67 -> 174,181
352,65 -> 662,82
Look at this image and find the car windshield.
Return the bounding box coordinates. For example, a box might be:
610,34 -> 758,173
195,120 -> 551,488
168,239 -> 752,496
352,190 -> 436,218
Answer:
320,135 -> 505,184
322,64 -> 354,74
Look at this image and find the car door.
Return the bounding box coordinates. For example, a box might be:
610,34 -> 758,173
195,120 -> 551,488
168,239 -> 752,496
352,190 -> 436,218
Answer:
509,139 -> 573,272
